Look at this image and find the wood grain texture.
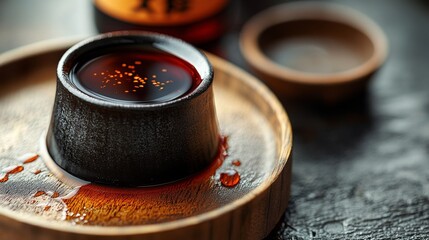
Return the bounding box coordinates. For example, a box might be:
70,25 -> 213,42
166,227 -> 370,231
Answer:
0,42 -> 292,239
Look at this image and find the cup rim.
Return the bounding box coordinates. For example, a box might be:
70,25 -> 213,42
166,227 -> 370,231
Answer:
57,31 -> 214,110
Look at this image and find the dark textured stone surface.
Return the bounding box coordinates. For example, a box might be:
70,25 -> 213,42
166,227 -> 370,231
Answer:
1,0 -> 429,238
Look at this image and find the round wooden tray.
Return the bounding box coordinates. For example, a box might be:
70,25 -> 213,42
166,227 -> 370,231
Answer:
0,39 -> 292,240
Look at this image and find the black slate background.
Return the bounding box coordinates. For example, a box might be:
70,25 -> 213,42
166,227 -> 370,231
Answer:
1,0 -> 429,239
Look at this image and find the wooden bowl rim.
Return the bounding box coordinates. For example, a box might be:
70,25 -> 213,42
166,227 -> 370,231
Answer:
0,38 -> 293,236
240,1 -> 388,85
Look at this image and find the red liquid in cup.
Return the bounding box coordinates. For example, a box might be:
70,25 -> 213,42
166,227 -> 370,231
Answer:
72,48 -> 201,103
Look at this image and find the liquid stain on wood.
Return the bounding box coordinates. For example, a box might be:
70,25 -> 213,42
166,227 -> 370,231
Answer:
3,138 -> 243,225
0,153 -> 39,183
61,136 -> 232,226
231,159 -> 241,166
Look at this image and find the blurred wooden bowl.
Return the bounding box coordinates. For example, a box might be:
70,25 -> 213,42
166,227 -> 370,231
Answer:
240,2 -> 388,103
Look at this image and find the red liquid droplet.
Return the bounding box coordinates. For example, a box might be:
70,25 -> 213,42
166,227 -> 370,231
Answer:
7,165 -> 24,174
231,160 -> 241,166
34,191 -> 46,197
73,47 -> 201,103
33,169 -> 42,175
22,154 -> 39,164
0,174 -> 9,183
44,206 -> 51,211
220,169 -> 240,188
51,192 -> 60,198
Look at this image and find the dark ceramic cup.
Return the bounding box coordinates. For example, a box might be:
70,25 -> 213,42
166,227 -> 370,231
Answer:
46,32 -> 219,186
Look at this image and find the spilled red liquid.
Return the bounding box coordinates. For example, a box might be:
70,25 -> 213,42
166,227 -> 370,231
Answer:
219,169 -> 240,188
8,140 -> 242,225
0,174 -> 8,183
34,191 -> 46,197
0,165 -> 24,183
22,154 -> 39,164
7,166 -> 24,174
32,190 -> 60,199
232,159 -> 241,166
0,154 -> 40,183
62,136 -> 230,225
51,192 -> 60,198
